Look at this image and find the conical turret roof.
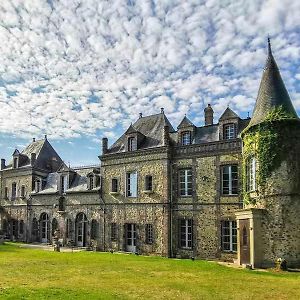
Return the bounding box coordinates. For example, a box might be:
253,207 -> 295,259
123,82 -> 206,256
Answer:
249,39 -> 298,127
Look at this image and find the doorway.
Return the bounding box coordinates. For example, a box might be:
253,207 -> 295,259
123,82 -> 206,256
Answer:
239,219 -> 250,264
76,213 -> 87,247
126,223 -> 137,253
40,213 -> 50,243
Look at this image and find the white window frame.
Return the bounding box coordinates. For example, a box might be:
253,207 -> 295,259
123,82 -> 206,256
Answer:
126,172 -> 138,197
61,175 -> 68,193
222,165 -> 238,195
179,169 -> 192,196
224,124 -> 236,140
221,220 -> 237,252
247,157 -> 256,191
128,137 -> 137,151
181,131 -> 192,145
180,219 -> 193,249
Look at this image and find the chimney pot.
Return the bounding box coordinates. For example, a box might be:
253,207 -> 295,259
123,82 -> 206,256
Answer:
139,113 -> 143,118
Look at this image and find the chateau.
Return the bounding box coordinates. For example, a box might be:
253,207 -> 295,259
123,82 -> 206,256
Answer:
0,41 -> 299,268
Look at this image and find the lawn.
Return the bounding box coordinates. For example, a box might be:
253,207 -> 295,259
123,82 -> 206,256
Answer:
0,243 -> 299,300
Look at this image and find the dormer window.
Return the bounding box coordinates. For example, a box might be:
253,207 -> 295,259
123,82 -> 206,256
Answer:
35,179 -> 41,192
61,175 -> 68,193
128,137 -> 137,151
88,175 -> 94,190
224,124 -> 236,140
181,131 -> 192,145
11,183 -> 17,200
13,157 -> 18,168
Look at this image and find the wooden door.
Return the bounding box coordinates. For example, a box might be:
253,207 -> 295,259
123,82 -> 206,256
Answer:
239,219 -> 250,264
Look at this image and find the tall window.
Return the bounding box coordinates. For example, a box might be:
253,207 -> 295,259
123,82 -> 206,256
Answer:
4,187 -> 8,199
111,178 -> 118,193
145,224 -> 153,244
221,220 -> 237,252
11,183 -> 17,200
179,169 -> 192,196
246,157 -> 256,191
35,180 -> 41,192
66,219 -> 73,239
13,157 -> 18,168
180,219 -> 193,249
91,220 -> 98,239
19,220 -> 24,235
128,137 -> 137,151
224,124 -> 236,139
61,175 -> 68,193
181,131 -> 192,145
126,172 -> 137,197
222,165 -> 238,195
21,185 -> 25,198
111,223 -> 117,241
145,175 -> 153,191
88,176 -> 94,190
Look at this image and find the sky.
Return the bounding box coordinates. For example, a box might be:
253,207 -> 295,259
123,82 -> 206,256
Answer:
0,0 -> 299,166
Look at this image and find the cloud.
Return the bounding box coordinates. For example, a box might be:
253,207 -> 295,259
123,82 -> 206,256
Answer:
0,0 -> 299,142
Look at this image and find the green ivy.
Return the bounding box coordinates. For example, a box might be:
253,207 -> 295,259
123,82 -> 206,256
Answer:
241,106 -> 298,203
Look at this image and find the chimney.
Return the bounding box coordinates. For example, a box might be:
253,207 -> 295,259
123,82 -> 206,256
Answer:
163,125 -> 169,146
102,137 -> 108,154
161,107 -> 164,114
204,104 -> 214,126
1,159 -> 6,170
31,153 -> 36,166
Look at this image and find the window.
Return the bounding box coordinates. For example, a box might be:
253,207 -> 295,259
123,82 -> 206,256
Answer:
35,180 -> 41,193
4,187 -> 8,199
180,219 -> 193,249
224,124 -> 236,139
66,219 -> 72,239
111,178 -> 118,193
21,185 -> 25,198
128,137 -> 137,151
181,131 -> 192,145
13,157 -> 18,168
11,183 -> 17,200
61,175 -> 68,193
145,224 -> 153,244
88,176 -> 94,190
221,220 -> 237,252
111,223 -> 117,241
58,197 -> 65,211
179,169 -> 192,196
246,157 -> 256,191
52,218 -> 58,236
91,220 -> 98,239
145,175 -> 153,191
126,172 -> 137,197
19,220 -> 24,235
222,165 -> 238,195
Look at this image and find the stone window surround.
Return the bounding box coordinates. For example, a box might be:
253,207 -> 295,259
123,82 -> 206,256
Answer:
126,171 -> 138,198
178,168 -> 193,197
221,219 -> 237,253
179,218 -> 193,249
181,131 -> 192,146
144,175 -> 153,192
111,178 -> 119,193
221,164 -> 238,196
11,182 -> 17,200
145,224 -> 154,244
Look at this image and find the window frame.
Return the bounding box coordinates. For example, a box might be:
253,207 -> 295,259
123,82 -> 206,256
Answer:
180,219 -> 193,249
246,157 -> 256,192
20,185 -> 26,198
221,220 -> 237,252
224,123 -> 236,140
11,182 -> 17,200
111,223 -> 117,241
221,165 -> 238,195
145,175 -> 153,192
126,171 -> 138,198
13,157 -> 18,169
181,131 -> 192,145
127,137 -> 137,151
111,178 -> 119,193
145,224 -> 154,244
179,168 -> 193,197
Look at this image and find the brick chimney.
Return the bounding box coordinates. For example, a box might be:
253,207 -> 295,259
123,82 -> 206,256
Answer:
102,137 -> 108,154
204,104 -> 214,126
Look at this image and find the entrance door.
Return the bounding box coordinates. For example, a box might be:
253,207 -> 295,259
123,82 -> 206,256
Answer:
126,223 -> 137,253
239,219 -> 250,264
76,213 -> 87,247
40,213 -> 50,243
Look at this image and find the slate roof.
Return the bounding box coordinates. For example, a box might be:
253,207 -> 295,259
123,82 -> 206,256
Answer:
177,116 -> 195,129
219,107 -> 239,121
108,113 -> 174,153
249,39 -> 298,127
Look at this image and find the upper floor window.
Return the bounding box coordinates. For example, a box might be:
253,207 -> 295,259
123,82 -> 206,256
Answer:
128,137 -> 137,151
246,157 -> 256,192
91,219 -> 98,240
181,131 -> 192,145
222,165 -> 238,195
179,169 -> 192,196
111,178 -> 118,193
145,175 -> 153,191
4,187 -> 9,199
145,224 -> 153,244
180,219 -> 193,249
11,183 -> 17,200
21,185 -> 25,198
221,220 -> 237,252
111,223 -> 117,241
13,157 -> 18,169
61,175 -> 68,193
224,124 -> 236,140
126,172 -> 137,197
35,180 -> 41,193
88,176 -> 94,190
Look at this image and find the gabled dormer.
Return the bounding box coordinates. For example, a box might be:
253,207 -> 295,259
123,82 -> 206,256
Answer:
125,124 -> 145,151
86,168 -> 101,190
57,164 -> 76,194
219,107 -> 240,140
177,116 -> 195,145
12,149 -> 20,168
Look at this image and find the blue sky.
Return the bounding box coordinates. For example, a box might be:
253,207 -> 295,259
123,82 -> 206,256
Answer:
0,0 -> 300,166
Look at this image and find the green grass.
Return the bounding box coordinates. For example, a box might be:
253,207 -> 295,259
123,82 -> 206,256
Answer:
0,243 -> 299,299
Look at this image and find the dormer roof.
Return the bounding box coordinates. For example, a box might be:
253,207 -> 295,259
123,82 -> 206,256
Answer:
177,116 -> 195,129
219,107 -> 239,121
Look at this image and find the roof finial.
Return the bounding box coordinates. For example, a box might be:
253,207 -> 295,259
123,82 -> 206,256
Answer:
44,134 -> 47,140
161,107 -> 164,114
267,36 -> 272,55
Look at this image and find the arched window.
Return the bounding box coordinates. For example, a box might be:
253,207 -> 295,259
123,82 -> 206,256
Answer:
91,219 -> 98,240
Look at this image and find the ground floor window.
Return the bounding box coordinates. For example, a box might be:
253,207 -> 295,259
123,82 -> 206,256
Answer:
145,224 -> 153,244
111,223 -> 117,241
180,219 -> 193,249
91,219 -> 98,239
221,220 -> 237,252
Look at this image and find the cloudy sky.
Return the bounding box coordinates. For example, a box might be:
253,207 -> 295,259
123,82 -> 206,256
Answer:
0,0 -> 299,165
